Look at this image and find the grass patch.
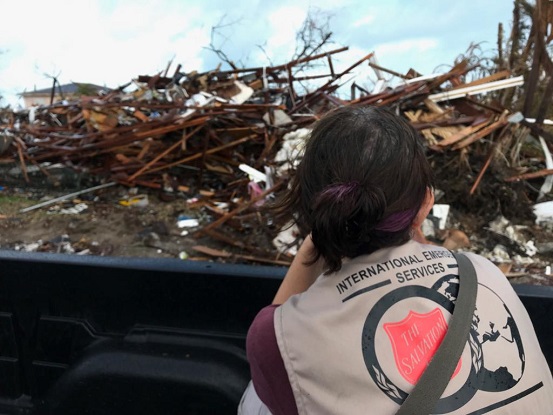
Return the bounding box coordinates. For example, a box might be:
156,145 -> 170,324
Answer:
0,195 -> 34,216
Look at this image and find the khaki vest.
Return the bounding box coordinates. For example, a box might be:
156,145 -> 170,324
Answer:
275,240 -> 553,414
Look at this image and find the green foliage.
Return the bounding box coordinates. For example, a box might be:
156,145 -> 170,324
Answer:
75,83 -> 98,97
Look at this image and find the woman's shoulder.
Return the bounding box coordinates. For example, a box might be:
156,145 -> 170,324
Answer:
247,304 -> 279,344
460,251 -> 503,273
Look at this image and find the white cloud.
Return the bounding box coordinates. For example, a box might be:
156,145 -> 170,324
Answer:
265,6 -> 307,60
0,0 -> 212,105
0,0 -> 514,107
353,14 -> 375,28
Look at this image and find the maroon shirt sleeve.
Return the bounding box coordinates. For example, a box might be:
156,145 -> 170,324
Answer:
246,304 -> 298,415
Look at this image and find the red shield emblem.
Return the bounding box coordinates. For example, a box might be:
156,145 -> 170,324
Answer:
383,308 -> 461,385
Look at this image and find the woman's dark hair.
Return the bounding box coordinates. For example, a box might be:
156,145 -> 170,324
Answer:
272,106 -> 434,273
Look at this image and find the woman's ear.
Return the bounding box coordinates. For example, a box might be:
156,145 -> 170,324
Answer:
412,188 -> 434,229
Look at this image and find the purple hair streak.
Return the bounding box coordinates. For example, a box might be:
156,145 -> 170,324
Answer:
374,209 -> 417,232
316,182 -> 415,233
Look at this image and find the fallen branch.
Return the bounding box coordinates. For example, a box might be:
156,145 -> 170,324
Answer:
505,168 -> 553,182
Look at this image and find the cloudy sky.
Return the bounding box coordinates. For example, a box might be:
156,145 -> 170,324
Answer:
0,0 -> 513,107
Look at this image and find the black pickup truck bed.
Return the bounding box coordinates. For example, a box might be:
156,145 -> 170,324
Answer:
0,250 -> 551,414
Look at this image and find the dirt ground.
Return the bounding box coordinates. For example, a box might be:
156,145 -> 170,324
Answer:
1,177 -> 552,286
0,184 -> 235,260
1,190 -> 150,257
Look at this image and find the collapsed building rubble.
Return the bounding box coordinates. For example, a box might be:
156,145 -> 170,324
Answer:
0,45 -> 552,280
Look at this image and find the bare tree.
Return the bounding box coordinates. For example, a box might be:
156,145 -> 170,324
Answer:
291,8 -> 335,74
286,9 -> 337,97
203,14 -> 244,70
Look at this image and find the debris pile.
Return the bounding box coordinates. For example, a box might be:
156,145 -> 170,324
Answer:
1,46 -> 552,279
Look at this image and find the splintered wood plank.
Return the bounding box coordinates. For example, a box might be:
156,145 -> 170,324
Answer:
423,99 -> 446,115
451,70 -> 511,90
133,109 -> 149,122
452,118 -> 508,150
437,117 -> 491,147
205,162 -> 233,175
115,154 -> 133,164
505,168 -> 553,182
137,142 -> 151,160
421,129 -> 438,145
426,127 -> 458,143
404,111 -> 420,122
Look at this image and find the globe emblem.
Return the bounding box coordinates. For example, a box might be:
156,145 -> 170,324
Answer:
432,276 -> 525,392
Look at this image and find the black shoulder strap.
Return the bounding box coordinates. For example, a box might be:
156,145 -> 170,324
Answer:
396,252 -> 478,415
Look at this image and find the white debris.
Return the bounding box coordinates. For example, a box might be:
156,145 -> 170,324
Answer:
180,92 -> 218,118
239,164 -> 267,183
432,204 -> 450,230
488,215 -> 536,257
29,106 -> 36,123
213,202 -> 229,210
231,81 -> 254,104
61,242 -> 75,254
489,215 -> 510,234
263,109 -> 293,126
273,223 -> 300,256
512,255 -> 535,265
177,218 -> 199,228
492,244 -> 511,261
275,128 -> 310,176
489,215 -> 524,243
421,218 -> 436,238
538,136 -> 553,200
15,241 -> 42,252
524,240 -> 538,257
507,112 -> 525,123
533,201 -> 553,226
264,165 -> 275,189
59,203 -> 88,215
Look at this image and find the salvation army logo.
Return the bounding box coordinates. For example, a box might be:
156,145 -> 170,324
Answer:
383,308 -> 462,385
362,278 -> 525,413
362,284 -> 481,413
